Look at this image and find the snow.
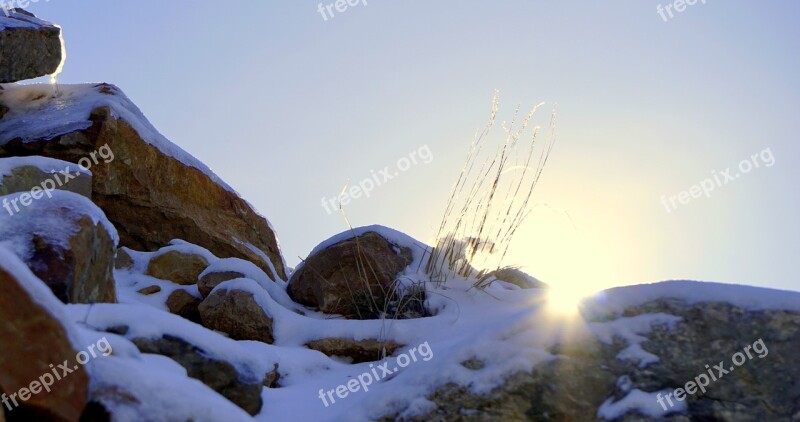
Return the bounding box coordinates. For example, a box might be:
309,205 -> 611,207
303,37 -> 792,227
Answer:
589,313 -> 682,368
0,9 -> 56,30
597,388 -> 686,420
0,83 -> 238,193
0,155 -> 91,179
584,280 -> 800,317
0,190 -> 119,261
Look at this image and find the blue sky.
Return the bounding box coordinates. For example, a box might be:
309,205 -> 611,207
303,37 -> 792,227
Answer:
25,1 -> 800,294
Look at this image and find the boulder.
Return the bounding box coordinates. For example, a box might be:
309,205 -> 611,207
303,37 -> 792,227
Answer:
166,289 -> 202,323
146,250 -> 209,285
477,267 -> 547,290
0,251 -> 89,421
0,190 -> 117,304
0,156 -> 92,198
199,285 -> 274,344
0,83 -> 286,280
0,10 -> 63,83
131,335 -> 263,416
288,231 -> 413,318
306,338 -> 404,364
198,270 -> 244,298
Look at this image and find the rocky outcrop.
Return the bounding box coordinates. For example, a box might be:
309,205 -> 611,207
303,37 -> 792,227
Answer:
146,250 -> 209,286
0,191 -> 117,304
306,338 -> 405,364
131,335 -> 263,416
395,300 -> 800,421
199,286 -> 275,344
0,259 -> 89,421
0,156 -> 92,198
0,84 -> 286,280
478,267 -> 547,290
0,10 -> 63,83
288,231 -> 413,318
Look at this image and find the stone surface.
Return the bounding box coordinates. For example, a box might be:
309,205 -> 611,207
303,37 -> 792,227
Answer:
146,250 -> 208,285
198,270 -> 244,298
306,338 -> 404,364
0,86 -> 286,280
114,247 -> 134,270
136,285 -> 161,295
478,267 -> 547,290
165,289 -> 202,323
0,264 -> 89,421
388,300 -> 800,421
0,10 -> 63,83
287,232 -> 413,318
199,288 -> 274,344
0,157 -> 92,198
0,192 -> 117,304
132,335 -> 263,416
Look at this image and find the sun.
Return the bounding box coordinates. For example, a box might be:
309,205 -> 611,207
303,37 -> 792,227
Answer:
544,285 -> 587,316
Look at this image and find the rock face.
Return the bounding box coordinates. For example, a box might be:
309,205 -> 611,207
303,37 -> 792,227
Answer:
0,191 -> 117,304
0,10 -> 63,83
0,262 -> 89,421
199,287 -> 275,344
0,156 -> 92,198
0,84 -> 286,280
146,250 -> 209,285
132,335 -> 263,416
396,300 -> 800,421
306,338 -> 404,364
288,231 -> 413,318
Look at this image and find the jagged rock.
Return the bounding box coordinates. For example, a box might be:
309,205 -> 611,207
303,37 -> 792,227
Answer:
131,335 -> 263,416
199,286 -> 274,344
166,289 -> 202,323
0,254 -> 89,421
198,270 -> 244,298
0,83 -> 286,280
288,231 -> 413,318
136,285 -> 161,295
146,250 -> 208,285
0,190 -> 117,304
0,156 -> 92,198
0,10 -> 63,83
263,364 -> 281,389
306,338 -> 404,364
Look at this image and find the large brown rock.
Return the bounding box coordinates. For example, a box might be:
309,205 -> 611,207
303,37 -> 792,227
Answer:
306,338 -> 404,364
199,286 -> 274,344
0,10 -> 63,83
0,191 -> 117,304
146,250 -> 209,286
288,231 -> 413,318
198,270 -> 244,298
0,83 -> 286,280
166,289 -> 202,323
0,255 -> 89,421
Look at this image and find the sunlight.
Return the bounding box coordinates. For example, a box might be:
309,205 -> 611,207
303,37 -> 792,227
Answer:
545,285 -> 587,315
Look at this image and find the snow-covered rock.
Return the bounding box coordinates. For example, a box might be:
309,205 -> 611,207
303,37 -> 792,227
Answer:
0,9 -> 64,83
0,156 -> 92,198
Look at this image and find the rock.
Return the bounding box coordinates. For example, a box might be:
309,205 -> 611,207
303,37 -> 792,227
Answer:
0,254 -> 89,421
0,84 -> 286,280
136,285 -> 161,295
132,335 -> 263,416
288,231 -> 413,318
263,364 -> 280,389
0,102 -> 8,120
166,289 -> 202,323
0,10 -> 63,83
306,338 -> 404,364
198,270 -> 244,298
0,156 -> 92,198
0,190 -> 117,304
390,300 -> 800,421
477,267 -> 547,290
146,250 -> 209,285
114,247 -> 134,270
199,286 -> 274,344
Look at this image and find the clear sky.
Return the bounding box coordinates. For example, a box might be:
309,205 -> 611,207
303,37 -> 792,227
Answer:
24,1 -> 800,294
